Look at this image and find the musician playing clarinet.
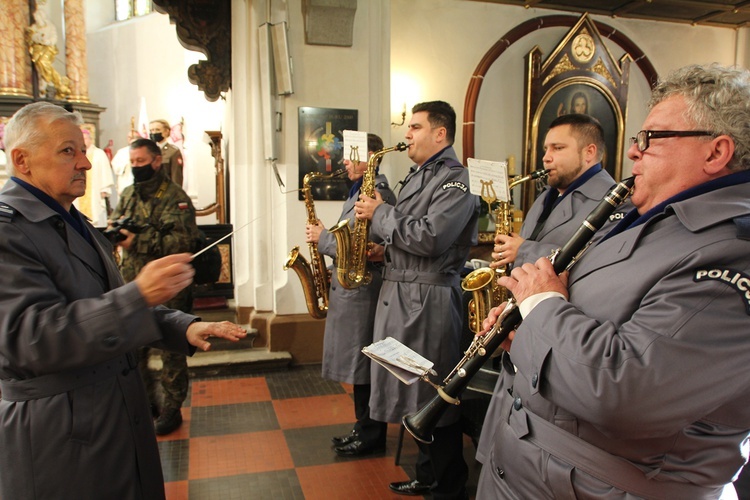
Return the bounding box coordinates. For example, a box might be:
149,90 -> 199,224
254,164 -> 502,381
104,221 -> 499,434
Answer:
476,63 -> 750,499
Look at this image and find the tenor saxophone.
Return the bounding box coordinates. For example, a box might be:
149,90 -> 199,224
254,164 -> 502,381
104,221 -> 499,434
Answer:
462,169 -> 550,334
284,169 -> 347,319
330,143 -> 408,289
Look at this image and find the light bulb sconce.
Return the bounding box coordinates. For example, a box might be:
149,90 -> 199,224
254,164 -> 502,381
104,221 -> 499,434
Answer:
391,103 -> 407,127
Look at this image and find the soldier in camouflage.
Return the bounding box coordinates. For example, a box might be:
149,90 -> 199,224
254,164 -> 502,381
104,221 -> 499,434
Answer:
110,138 -> 200,435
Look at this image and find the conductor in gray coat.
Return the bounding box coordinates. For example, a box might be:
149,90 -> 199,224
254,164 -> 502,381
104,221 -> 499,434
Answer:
0,102 -> 247,500
356,101 -> 480,499
306,133 -> 396,457
477,63 -> 750,499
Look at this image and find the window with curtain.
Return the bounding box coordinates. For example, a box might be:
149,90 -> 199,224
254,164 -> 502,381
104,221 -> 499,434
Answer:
115,0 -> 153,21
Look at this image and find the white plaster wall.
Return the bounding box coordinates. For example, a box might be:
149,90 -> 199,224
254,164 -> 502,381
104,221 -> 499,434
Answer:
267,0 -> 391,315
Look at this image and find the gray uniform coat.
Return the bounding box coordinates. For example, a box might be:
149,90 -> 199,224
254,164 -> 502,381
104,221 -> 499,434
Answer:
515,167 -> 617,267
367,146 -> 480,425
476,179 -> 750,499
317,174 -> 396,384
479,167 -> 626,456
0,180 -> 197,500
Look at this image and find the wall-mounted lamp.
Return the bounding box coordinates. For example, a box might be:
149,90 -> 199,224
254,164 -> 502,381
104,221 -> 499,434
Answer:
391,73 -> 419,128
391,103 -> 406,127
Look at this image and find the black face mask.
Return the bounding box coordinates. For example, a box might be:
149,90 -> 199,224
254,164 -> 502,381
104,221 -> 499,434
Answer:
132,164 -> 156,183
149,132 -> 164,143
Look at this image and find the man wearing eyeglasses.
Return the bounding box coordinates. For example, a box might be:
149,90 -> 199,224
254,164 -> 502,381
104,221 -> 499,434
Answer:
475,63 -> 750,499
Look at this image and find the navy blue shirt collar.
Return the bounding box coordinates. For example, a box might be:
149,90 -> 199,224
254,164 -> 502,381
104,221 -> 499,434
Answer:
11,177 -> 93,244
602,169 -> 750,241
541,162 -> 602,212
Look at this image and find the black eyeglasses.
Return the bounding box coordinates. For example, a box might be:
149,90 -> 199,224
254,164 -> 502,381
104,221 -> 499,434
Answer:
630,130 -> 714,153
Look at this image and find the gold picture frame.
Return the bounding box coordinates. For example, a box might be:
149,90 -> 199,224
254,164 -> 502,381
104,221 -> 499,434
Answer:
521,13 -> 631,214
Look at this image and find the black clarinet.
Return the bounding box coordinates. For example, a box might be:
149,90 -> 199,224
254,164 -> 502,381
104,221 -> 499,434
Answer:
403,177 -> 635,443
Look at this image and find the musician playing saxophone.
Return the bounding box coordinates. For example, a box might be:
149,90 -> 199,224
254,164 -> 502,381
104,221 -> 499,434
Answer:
476,63 -> 750,500
492,114 -> 622,270
355,101 -> 480,499
305,133 -> 395,457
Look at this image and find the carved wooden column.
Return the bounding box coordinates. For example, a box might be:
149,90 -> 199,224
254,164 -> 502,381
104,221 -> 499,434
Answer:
196,130 -> 227,224
63,0 -> 89,102
0,0 -> 33,97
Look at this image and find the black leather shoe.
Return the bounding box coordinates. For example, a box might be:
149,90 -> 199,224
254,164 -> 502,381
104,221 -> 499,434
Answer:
334,439 -> 386,457
331,429 -> 358,446
388,479 -> 430,496
154,407 -> 183,435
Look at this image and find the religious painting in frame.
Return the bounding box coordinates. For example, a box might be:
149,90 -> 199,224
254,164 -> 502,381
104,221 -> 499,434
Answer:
521,13 -> 631,214
298,107 -> 358,201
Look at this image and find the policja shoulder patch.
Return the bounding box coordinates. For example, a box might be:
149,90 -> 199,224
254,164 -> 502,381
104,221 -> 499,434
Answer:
442,181 -> 467,192
693,267 -> 750,315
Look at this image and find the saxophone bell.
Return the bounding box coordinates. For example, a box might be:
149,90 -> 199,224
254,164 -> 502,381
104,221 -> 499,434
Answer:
462,168 -> 550,335
284,169 -> 348,319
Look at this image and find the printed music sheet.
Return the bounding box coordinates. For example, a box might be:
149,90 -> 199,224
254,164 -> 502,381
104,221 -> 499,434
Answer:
467,158 -> 510,203
362,337 -> 435,385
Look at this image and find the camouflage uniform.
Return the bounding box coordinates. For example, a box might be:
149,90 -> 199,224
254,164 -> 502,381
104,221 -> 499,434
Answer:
111,168 -> 200,413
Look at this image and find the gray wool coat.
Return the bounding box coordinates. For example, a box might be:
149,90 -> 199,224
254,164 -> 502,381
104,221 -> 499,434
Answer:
317,173 -> 396,385
367,146 -> 480,425
0,180 -> 197,500
476,177 -> 750,499
515,166 -> 618,267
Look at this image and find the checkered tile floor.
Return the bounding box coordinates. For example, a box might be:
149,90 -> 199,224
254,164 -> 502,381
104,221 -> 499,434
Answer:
157,364 -> 481,499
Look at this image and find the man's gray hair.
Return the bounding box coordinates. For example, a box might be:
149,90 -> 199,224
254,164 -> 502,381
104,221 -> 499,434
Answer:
649,63 -> 750,171
4,102 -> 83,176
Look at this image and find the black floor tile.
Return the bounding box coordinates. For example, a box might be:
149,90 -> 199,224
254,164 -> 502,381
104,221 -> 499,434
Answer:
188,469 -> 304,500
190,401 -> 279,437
265,365 -> 346,400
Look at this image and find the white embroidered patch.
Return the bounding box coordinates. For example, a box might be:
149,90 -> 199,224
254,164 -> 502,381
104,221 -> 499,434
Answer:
442,181 -> 467,192
694,267 -> 750,315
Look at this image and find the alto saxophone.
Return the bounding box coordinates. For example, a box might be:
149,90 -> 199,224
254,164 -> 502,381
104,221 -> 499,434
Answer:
462,168 -> 550,334
330,143 -> 408,289
284,169 -> 347,319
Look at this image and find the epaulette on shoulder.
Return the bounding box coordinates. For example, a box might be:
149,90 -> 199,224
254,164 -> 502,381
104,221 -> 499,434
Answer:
441,158 -> 464,169
734,214 -> 750,240
0,202 -> 16,223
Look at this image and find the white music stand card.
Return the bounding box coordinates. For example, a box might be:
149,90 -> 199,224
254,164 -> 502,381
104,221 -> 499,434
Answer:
467,158 -> 510,203
343,130 -> 368,164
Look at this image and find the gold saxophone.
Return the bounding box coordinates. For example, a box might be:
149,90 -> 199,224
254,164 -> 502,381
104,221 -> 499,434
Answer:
462,168 -> 550,334
330,142 -> 408,289
284,169 -> 347,319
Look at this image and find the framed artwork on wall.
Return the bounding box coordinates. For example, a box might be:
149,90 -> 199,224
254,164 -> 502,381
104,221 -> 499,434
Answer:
297,107 -> 358,201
